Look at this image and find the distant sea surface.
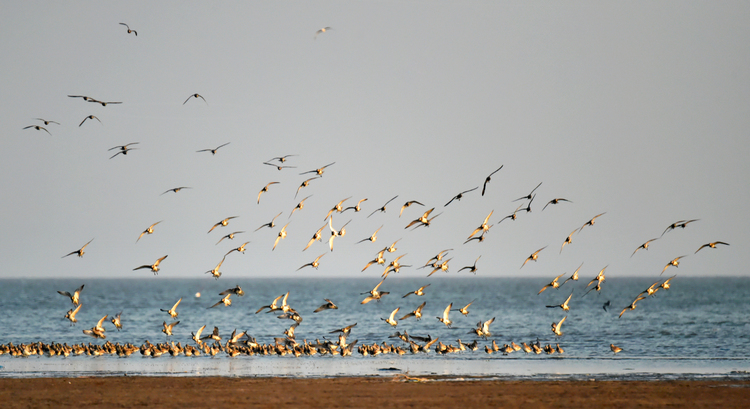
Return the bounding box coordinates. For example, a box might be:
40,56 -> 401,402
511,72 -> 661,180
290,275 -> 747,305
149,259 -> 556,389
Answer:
1,277 -> 748,379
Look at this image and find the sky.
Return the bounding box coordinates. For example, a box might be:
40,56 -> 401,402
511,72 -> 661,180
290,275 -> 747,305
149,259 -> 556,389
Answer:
1,1 -> 748,279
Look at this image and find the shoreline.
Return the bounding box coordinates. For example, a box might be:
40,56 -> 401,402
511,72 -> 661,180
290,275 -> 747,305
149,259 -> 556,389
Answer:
1,377 -> 749,408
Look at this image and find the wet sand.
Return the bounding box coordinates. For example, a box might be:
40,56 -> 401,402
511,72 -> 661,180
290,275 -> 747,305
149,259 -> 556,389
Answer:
1,377 -> 749,408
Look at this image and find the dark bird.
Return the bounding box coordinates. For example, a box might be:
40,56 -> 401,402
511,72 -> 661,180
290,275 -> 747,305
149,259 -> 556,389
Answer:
368,195 -> 398,217
23,125 -> 50,135
695,241 -> 730,254
35,118 -> 60,126
161,187 -> 191,195
119,23 -> 137,36
445,187 -> 478,207
89,99 -> 122,106
343,198 -> 368,213
255,212 -> 282,231
662,219 -> 699,236
399,201 -> 424,217
183,94 -> 207,105
457,256 -> 481,274
542,198 -> 571,211
79,115 -> 101,127
579,212 -> 606,233
62,239 -> 94,258
257,182 -> 279,204
513,182 -> 542,202
295,177 -> 320,199
197,142 -> 230,155
297,253 -> 326,271
268,154 -> 298,163
263,162 -> 296,170
481,165 -> 503,196
109,143 -> 138,159
314,299 -> 338,313
632,238 -> 659,257
602,301 -> 611,312
220,286 -> 245,296
290,195 -> 312,219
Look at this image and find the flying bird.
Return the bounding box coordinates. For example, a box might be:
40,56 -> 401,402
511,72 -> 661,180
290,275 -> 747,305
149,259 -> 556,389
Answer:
436,303 -> 453,327
23,125 -> 51,135
356,225 -> 383,244
513,182 -> 542,202
314,299 -> 338,313
368,195 -> 398,217
295,176 -> 320,199
631,238 -> 659,257
64,304 -> 82,325
216,231 -> 244,245
225,241 -> 250,256
183,94 -> 207,105
455,299 -> 475,316
402,284 -> 430,298
561,263 -> 583,287
315,27 -> 332,39
662,219 -> 699,236
256,182 -> 280,204
521,246 -> 547,269
62,239 -> 94,258
89,99 -> 122,106
263,162 -> 296,171
343,198 -> 368,213
161,186 -> 191,195
79,115 -> 101,127
34,118 -> 60,126
546,292 -> 573,311
303,223 -> 327,251
467,210 -> 494,240
136,221 -> 162,243
538,273 -> 565,294
457,256 -> 481,274
542,198 -> 571,211
119,23 -> 137,36
399,200 -> 424,217
197,142 -> 230,155
57,284 -> 85,306
133,255 -> 168,275
661,256 -> 687,275
297,253 -> 326,271
300,162 -> 335,177
209,294 -> 232,308
399,301 -> 426,321
208,216 -> 238,233
324,197 -> 351,220
481,165 -> 503,196
619,295 -> 647,318
268,154 -> 297,163
256,212 -> 282,232
289,195 -> 312,219
695,241 -> 729,254
551,316 -> 566,336
445,187 -> 478,207
160,298 -> 182,318
560,228 -> 579,253
220,286 -> 245,297
272,223 -> 290,250
579,212 -> 606,233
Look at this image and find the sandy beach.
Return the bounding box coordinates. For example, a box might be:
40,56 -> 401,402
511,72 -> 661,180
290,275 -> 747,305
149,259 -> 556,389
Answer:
2,377 -> 749,408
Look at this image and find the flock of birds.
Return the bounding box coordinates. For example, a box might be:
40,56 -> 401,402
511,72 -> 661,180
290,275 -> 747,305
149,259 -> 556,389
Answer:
7,23 -> 731,362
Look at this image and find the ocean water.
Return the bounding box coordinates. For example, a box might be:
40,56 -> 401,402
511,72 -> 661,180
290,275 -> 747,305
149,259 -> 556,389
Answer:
0,277 -> 748,379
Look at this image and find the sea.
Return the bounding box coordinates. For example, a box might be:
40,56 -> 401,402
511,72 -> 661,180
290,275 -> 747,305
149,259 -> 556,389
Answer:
1,277 -> 748,380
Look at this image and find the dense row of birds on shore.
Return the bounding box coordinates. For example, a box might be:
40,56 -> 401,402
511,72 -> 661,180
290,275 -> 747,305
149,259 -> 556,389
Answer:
11,23 -> 731,362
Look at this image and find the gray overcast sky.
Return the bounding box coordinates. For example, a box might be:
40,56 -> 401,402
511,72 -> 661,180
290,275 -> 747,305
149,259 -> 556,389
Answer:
1,1 -> 748,279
